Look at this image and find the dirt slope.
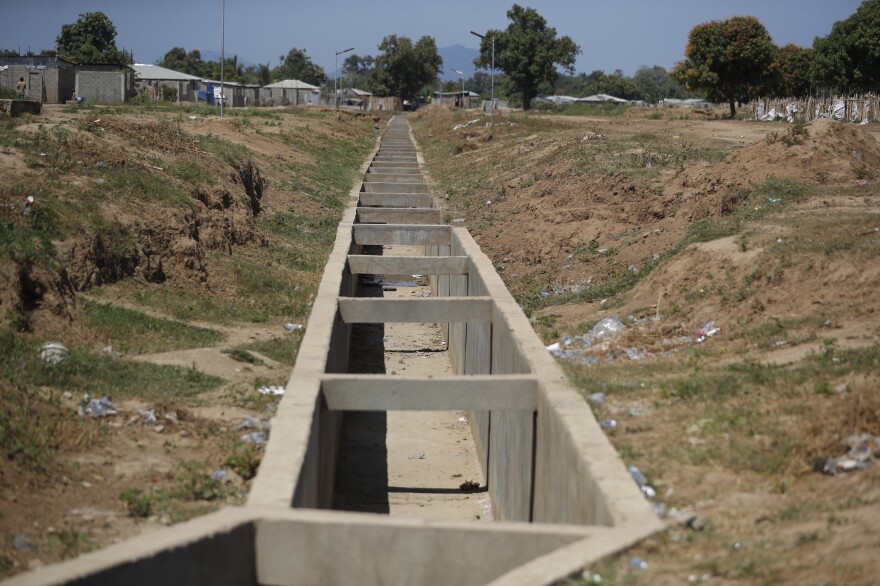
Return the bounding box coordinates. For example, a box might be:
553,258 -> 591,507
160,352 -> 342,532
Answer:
412,107 -> 880,585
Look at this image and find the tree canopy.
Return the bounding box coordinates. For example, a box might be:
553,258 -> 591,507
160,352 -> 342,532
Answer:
272,48 -> 326,86
475,4 -> 579,110
368,35 -> 442,101
672,16 -> 775,116
767,44 -> 813,98
56,12 -> 131,64
811,0 -> 880,93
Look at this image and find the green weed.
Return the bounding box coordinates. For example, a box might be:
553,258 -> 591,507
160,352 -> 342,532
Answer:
82,300 -> 226,354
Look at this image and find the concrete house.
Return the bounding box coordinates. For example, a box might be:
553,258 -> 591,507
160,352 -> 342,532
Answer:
132,63 -> 202,102
262,79 -> 321,106
75,63 -> 136,104
0,56 -> 75,103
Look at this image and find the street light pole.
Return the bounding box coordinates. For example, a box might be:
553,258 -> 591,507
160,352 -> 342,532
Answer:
470,30 -> 495,127
453,69 -> 464,107
220,0 -> 225,117
335,47 -> 354,109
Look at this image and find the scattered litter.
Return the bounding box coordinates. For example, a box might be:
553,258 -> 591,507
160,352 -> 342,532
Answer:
234,416 -> 269,431
188,115 -> 199,120
140,409 -> 157,426
591,316 -> 625,339
587,392 -> 605,405
40,342 -> 69,365
452,119 -> 482,131
164,411 -> 178,423
695,321 -> 720,343
627,465 -> 658,499
768,197 -> 782,204
80,396 -> 117,417
419,290 -> 432,297
817,433 -> 879,475
581,132 -> 606,141
457,416 -> 467,423
96,161 -> 108,169
459,480 -> 480,491
485,199 -> 492,205
630,557 -> 648,571
258,385 -> 285,396
667,508 -> 704,531
241,431 -> 267,444
101,345 -> 121,359
22,195 -> 34,216
13,534 -> 34,551
408,451 -> 426,460
545,342 -> 561,352
581,571 -> 603,584
211,470 -> 226,481
599,419 -> 618,429
452,217 -> 465,223
282,322 -> 304,332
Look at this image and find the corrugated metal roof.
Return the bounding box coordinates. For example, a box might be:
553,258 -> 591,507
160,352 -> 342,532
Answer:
132,63 -> 202,81
263,79 -> 320,90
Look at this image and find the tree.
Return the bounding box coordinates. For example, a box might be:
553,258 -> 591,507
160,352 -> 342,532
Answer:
368,35 -> 442,101
272,48 -> 326,86
159,47 -> 206,76
672,16 -> 776,117
474,4 -> 579,110
811,0 -> 880,93
342,54 -> 375,89
56,12 -> 129,64
632,66 -> 695,103
767,45 -> 813,97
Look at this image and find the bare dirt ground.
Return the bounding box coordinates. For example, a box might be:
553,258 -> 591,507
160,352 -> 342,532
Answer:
411,107 -> 880,585
0,103 -> 380,577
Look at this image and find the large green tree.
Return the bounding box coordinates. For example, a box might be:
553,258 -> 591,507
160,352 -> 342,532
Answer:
811,0 -> 880,93
272,48 -> 326,85
56,12 -> 130,64
474,4 -> 579,110
767,44 -> 813,97
159,47 -> 206,76
672,16 -> 776,116
368,35 -> 442,101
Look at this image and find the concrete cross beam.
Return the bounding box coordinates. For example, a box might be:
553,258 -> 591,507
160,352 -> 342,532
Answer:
337,297 -> 493,323
356,207 -> 444,225
320,374 -> 538,411
352,224 -> 451,246
346,255 -> 469,275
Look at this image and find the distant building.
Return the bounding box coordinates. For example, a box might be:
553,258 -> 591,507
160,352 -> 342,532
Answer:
0,55 -> 75,103
132,63 -> 202,102
433,90 -> 480,108
75,63 -> 136,104
262,79 -> 321,106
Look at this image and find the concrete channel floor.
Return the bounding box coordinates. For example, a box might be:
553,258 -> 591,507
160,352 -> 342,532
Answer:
333,242 -> 492,521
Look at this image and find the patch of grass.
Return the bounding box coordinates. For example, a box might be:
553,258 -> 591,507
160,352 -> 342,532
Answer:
235,331 -> 303,366
0,328 -> 223,403
82,300 -> 226,354
120,488 -> 152,517
47,529 -> 91,560
197,133 -> 250,164
225,444 -> 262,480
170,160 -> 214,186
103,166 -> 191,207
173,461 -> 225,501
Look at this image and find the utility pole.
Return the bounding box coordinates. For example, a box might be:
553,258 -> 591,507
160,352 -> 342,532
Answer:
220,0 -> 225,117
470,30 -> 495,127
335,47 -> 354,109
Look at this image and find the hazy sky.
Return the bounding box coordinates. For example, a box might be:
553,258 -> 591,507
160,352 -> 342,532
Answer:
3,0 -> 863,77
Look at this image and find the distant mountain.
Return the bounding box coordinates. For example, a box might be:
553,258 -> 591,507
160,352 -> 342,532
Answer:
438,45 -> 481,81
